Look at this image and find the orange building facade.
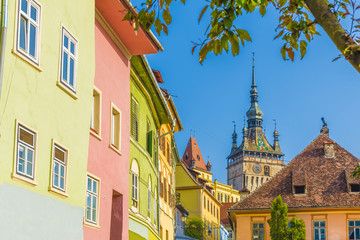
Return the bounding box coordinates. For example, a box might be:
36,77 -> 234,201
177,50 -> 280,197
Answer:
228,123 -> 360,240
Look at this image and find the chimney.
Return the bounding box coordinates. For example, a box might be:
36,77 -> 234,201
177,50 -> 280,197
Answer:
324,141 -> 335,158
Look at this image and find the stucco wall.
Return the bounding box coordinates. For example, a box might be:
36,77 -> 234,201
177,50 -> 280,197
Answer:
0,184 -> 83,239
83,20 -> 131,240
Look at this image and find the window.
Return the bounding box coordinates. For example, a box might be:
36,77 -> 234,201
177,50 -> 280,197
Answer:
252,223 -> 265,240
148,178 -> 151,218
313,220 -> 326,240
85,175 -> 99,224
168,182 -> 171,205
52,143 -> 67,191
131,97 -> 139,141
146,119 -> 153,156
294,185 -> 306,194
176,211 -> 180,225
16,124 -> 36,179
350,184 -> 360,193
154,189 -> 157,225
110,104 -> 121,151
60,27 -> 78,92
16,0 -> 41,63
160,226 -> 163,239
90,87 -> 101,136
131,160 -> 139,208
349,220 -> 360,240
264,165 -> 270,176
166,141 -> 170,163
166,230 -> 169,240
204,196 -> 206,208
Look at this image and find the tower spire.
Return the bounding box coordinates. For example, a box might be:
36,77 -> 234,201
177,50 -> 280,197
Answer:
246,53 -> 263,128
231,121 -> 238,153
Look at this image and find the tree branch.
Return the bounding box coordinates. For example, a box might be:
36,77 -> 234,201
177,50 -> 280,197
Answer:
304,0 -> 360,73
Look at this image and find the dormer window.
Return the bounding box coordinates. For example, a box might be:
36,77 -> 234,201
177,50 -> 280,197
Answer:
294,185 -> 306,194
350,184 -> 360,193
185,154 -> 188,160
264,165 -> 270,176
197,155 -> 200,161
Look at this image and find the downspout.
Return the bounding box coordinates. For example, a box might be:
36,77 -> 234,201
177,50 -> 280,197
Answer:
0,0 -> 8,101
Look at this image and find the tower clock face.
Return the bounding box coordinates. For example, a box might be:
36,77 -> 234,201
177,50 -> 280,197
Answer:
253,163 -> 262,174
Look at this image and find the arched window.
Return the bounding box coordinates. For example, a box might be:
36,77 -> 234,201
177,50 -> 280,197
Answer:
131,160 -> 139,208
148,177 -> 151,217
154,188 -> 157,225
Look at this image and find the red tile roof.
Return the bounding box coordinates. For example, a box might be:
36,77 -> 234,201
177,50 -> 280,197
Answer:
182,137 -> 209,172
230,131 -> 360,211
220,202 -> 236,225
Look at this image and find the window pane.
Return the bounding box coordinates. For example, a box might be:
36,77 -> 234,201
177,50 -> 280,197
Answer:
356,221 -> 360,227
69,58 -> 74,87
18,145 -> 25,159
54,174 -> 58,186
86,207 -> 91,220
18,159 -> 24,173
60,177 -> 64,189
87,178 -> 91,191
320,221 -> 325,227
54,162 -> 59,174
27,149 -> 33,163
314,221 -> 319,227
64,35 -> 68,48
26,161 -> 32,176
70,42 -> 75,54
62,52 -> 68,81
92,181 -> 97,193
92,208 -> 96,222
259,223 -> 264,228
55,146 -> 65,162
30,6 -> 37,21
253,223 -> 258,228
86,194 -> 91,207
60,165 -> 65,177
21,0 -> 28,13
350,221 -> 355,227
19,17 -> 27,51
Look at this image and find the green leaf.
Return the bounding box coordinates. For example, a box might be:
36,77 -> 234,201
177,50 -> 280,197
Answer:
281,46 -> 286,60
278,0 -> 287,7
163,7 -> 172,25
259,5 -> 266,16
162,23 -> 168,35
236,29 -> 252,42
198,5 -> 209,23
230,35 -> 240,55
287,47 -> 294,61
300,40 -> 307,59
154,18 -> 162,35
274,30 -> 284,40
164,0 -> 172,5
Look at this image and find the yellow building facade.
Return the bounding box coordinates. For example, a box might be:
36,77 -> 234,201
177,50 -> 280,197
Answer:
155,70 -> 183,240
176,162 -> 222,240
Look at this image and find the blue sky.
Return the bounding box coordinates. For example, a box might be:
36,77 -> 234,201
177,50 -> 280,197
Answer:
144,0 -> 360,184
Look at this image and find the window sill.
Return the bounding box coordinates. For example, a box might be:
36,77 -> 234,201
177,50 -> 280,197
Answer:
56,81 -> 78,100
48,186 -> 69,198
11,172 -> 38,186
83,220 -> 100,229
109,144 -> 122,156
90,130 -> 102,141
12,49 -> 42,72
131,206 -> 139,213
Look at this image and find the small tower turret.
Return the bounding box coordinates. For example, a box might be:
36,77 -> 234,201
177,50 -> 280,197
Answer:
273,121 -> 281,153
231,121 -> 238,154
206,161 -> 212,172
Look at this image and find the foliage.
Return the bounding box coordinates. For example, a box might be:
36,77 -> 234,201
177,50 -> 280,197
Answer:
267,195 -> 289,240
122,0 -> 360,72
287,217 -> 306,240
351,164 -> 360,179
185,218 -> 204,240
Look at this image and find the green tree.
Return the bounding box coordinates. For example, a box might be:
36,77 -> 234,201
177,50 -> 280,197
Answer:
185,218 -> 204,240
287,217 -> 306,240
267,195 -> 289,240
124,0 -> 360,73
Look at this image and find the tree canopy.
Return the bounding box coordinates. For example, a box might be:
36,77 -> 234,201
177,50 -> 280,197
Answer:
123,0 -> 360,73
185,218 -> 204,240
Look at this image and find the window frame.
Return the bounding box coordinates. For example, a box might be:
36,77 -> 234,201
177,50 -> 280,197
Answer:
131,160 -> 139,211
49,140 -> 69,197
348,219 -> 360,240
13,121 -> 38,185
59,27 -> 78,93
147,177 -> 152,219
90,86 -> 102,139
109,103 -> 122,154
251,222 -> 265,240
15,0 -> 41,66
84,173 -> 101,228
312,220 -> 327,240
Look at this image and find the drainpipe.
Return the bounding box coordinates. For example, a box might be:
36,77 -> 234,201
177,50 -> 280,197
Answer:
0,0 -> 8,101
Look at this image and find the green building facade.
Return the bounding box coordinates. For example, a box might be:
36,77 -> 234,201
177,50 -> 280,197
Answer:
129,55 -> 172,240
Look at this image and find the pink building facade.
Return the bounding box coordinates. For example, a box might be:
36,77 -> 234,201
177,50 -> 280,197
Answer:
84,1 -> 162,239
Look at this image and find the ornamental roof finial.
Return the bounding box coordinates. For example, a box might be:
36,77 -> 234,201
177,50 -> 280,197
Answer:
320,117 -> 329,135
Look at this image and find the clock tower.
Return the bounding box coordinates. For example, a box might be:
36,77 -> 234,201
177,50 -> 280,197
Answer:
227,55 -> 285,193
